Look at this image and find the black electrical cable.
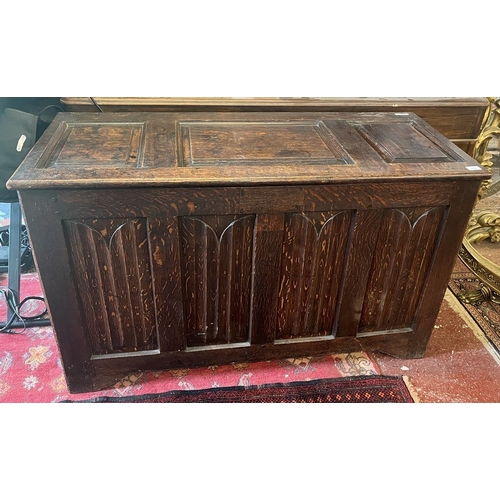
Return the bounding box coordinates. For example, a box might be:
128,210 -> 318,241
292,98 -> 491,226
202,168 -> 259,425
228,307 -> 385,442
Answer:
0,287 -> 48,333
89,97 -> 103,112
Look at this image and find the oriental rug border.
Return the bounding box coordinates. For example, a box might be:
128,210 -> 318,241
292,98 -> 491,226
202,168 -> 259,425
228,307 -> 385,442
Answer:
61,375 -> 416,403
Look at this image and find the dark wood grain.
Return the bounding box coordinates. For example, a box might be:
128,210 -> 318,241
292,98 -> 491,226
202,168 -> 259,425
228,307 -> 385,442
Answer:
249,213 -> 285,345
358,209 -> 413,333
355,123 -> 457,163
394,207 -> 447,329
178,120 -> 353,166
18,191 -> 96,393
63,218 -> 157,355
277,211 -> 351,339
60,97 -> 488,145
12,110 -> 490,392
335,209 -> 384,337
7,111 -> 489,191
179,215 -> 254,346
148,217 -> 185,352
357,207 -> 446,334
404,180 -> 483,358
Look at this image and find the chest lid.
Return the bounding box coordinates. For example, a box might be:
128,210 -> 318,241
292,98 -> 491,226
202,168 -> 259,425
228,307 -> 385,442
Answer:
7,111 -> 490,190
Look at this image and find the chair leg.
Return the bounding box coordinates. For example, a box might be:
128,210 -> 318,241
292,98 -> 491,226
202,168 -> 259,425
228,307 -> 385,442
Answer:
0,201 -> 51,330
7,202 -> 22,322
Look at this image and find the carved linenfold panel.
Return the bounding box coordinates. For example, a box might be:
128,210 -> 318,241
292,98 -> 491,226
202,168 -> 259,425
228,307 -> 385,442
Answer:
277,211 -> 352,339
179,215 -> 255,347
358,206 -> 447,333
64,218 -> 157,355
177,120 -> 353,167
356,122 -> 461,163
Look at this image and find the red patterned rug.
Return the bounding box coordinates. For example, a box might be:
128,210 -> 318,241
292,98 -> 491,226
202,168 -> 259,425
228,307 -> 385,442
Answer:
0,273 -> 384,403
61,375 -> 415,403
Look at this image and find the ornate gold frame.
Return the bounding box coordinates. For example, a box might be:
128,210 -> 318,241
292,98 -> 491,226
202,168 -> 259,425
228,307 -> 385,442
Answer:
458,97 -> 500,304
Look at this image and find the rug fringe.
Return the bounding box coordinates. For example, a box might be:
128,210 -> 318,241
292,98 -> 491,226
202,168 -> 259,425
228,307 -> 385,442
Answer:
402,376 -> 421,403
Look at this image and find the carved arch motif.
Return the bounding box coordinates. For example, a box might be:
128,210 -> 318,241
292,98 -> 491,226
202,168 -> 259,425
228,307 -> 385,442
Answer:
64,218 -> 157,355
277,211 -> 353,339
359,207 -> 447,332
179,215 -> 255,347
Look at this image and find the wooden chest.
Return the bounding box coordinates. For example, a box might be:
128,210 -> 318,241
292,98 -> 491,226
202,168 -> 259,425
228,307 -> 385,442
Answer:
7,111 -> 490,393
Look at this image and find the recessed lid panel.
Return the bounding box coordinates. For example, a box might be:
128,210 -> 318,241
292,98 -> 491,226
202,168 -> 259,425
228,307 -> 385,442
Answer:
355,122 -> 461,163
41,123 -> 144,169
178,120 -> 353,166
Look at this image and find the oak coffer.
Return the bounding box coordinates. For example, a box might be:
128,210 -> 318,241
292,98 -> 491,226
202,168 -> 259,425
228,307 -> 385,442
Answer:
7,111 -> 490,393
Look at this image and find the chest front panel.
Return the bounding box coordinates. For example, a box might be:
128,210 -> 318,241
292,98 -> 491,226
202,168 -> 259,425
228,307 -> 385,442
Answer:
56,184 -> 450,357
